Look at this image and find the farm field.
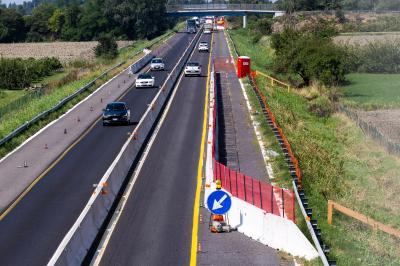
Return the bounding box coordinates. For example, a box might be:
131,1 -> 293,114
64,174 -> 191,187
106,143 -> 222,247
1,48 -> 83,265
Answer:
334,32 -> 400,45
0,41 -> 133,62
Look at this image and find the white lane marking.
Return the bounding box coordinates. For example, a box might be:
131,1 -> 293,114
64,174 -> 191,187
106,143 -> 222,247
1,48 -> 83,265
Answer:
90,32 -> 205,266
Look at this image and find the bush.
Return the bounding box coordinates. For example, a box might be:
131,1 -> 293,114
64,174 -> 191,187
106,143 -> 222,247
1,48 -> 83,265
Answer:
308,95 -> 334,117
0,57 -> 62,90
95,35 -> 118,59
271,27 -> 350,87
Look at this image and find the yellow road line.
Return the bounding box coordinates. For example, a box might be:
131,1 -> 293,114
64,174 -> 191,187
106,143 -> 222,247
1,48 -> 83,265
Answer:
0,86 -> 133,221
190,32 -> 213,266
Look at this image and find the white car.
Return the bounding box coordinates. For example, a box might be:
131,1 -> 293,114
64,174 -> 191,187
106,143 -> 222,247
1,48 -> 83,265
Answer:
204,29 -> 211,34
198,42 -> 209,52
184,62 -> 201,76
135,73 -> 155,88
150,58 -> 165,71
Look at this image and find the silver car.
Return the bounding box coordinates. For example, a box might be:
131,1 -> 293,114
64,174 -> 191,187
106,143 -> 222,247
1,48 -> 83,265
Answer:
150,58 -> 165,71
135,73 -> 155,88
184,62 -> 202,76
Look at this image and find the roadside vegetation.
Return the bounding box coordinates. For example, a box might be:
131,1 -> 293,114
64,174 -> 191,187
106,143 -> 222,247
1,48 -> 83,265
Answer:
0,0 -> 174,42
227,13 -> 400,265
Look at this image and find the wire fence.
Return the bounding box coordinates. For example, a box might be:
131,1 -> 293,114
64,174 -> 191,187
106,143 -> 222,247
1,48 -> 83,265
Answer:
0,90 -> 43,120
338,104 -> 400,156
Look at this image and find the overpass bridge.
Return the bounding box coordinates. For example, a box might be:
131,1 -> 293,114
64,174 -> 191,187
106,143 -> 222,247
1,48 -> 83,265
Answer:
166,2 -> 285,27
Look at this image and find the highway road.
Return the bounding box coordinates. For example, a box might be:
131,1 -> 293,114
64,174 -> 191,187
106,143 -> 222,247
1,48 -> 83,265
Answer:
0,32 -> 194,265
97,32 -> 211,265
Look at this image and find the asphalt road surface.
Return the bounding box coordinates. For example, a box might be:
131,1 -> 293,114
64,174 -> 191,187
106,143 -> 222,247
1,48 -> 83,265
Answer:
0,32 -> 194,266
98,32 -> 212,265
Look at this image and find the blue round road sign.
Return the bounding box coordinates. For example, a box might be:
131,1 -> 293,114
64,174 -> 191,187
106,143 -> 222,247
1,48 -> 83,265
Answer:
207,190 -> 232,215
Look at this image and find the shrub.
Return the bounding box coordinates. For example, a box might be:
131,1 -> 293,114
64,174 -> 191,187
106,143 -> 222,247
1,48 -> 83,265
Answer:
0,57 -> 62,90
95,35 -> 118,59
346,41 -> 400,74
308,95 -> 334,117
271,27 -> 350,87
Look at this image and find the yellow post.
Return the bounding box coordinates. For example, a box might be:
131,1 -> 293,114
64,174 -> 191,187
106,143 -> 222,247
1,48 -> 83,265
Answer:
327,200 -> 333,225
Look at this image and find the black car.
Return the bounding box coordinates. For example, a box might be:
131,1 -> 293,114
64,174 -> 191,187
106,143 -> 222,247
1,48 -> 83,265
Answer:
102,102 -> 131,126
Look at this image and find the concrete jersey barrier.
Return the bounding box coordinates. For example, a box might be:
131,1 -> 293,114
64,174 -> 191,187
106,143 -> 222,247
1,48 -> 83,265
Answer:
48,30 -> 203,266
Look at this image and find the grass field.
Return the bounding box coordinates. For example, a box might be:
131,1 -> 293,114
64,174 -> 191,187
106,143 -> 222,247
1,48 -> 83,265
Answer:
342,73 -> 400,109
0,90 -> 27,109
228,28 -> 400,266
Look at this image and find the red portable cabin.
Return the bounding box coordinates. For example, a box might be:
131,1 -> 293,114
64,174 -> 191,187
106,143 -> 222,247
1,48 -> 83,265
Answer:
237,56 -> 250,78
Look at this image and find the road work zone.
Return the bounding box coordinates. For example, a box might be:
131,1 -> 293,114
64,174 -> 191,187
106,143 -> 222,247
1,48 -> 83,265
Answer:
197,29 -> 319,265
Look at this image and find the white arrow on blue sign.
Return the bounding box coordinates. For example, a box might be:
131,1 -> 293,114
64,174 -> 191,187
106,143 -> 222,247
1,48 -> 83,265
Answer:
207,190 -> 232,215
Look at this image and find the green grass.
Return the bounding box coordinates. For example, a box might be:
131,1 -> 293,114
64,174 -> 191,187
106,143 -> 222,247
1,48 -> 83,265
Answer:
0,90 -> 27,109
229,28 -> 400,266
342,73 -> 400,109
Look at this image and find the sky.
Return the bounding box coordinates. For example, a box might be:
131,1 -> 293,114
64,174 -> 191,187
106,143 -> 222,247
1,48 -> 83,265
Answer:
2,0 -> 26,5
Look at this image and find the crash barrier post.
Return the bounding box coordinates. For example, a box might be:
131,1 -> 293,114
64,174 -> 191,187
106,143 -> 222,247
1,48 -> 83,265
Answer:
327,200 -> 400,238
247,72 -> 335,266
48,29 -> 203,266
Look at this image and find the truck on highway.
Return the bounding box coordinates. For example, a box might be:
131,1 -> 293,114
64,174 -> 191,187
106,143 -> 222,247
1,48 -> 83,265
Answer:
204,18 -> 213,34
186,19 -> 197,34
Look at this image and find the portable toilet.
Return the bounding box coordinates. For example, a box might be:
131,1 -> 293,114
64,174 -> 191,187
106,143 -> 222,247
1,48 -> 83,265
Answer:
237,56 -> 251,78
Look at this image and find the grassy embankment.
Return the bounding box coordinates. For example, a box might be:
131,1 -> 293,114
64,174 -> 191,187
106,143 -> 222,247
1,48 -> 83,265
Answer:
228,28 -> 400,266
0,25 -> 181,158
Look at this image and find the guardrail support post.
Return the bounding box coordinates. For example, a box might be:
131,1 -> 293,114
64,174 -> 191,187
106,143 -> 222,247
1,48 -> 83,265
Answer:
327,200 -> 333,225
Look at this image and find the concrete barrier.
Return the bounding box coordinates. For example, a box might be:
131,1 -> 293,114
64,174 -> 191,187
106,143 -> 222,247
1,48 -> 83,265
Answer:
205,66 -> 318,261
48,30 -> 203,266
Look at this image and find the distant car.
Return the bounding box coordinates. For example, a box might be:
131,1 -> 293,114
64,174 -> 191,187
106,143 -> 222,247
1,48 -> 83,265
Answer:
102,102 -> 131,126
150,58 -> 165,71
198,42 -> 209,52
184,62 -> 201,76
136,73 -> 155,88
204,29 -> 212,34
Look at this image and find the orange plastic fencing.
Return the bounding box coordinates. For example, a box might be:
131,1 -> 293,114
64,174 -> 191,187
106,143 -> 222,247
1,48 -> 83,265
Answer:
249,73 -> 302,185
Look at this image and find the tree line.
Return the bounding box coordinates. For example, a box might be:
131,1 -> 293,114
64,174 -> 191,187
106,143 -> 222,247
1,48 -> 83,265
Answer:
0,0 -> 174,43
276,0 -> 400,11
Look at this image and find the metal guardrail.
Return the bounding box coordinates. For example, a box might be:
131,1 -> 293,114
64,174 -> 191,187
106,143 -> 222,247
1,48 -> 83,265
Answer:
166,3 -> 279,12
48,29 -> 203,266
0,47 -> 158,148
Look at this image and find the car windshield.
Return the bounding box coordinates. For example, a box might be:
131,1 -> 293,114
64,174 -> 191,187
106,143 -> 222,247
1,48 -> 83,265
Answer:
200,43 -> 207,46
152,58 -> 162,63
106,103 -> 125,111
187,62 -> 199,67
138,73 -> 153,79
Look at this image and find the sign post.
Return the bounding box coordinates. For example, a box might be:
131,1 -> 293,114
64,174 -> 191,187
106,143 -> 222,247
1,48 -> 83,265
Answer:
207,190 -> 232,215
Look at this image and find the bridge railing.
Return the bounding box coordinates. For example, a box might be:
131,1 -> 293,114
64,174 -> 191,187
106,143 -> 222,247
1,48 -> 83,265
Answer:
166,3 -> 278,12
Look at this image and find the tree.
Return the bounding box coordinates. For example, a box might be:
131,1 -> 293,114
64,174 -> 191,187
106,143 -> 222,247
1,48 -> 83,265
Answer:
0,8 -> 26,42
78,0 -> 110,40
271,27 -> 350,86
95,35 -> 118,59
25,3 -> 57,41
104,0 -> 168,39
